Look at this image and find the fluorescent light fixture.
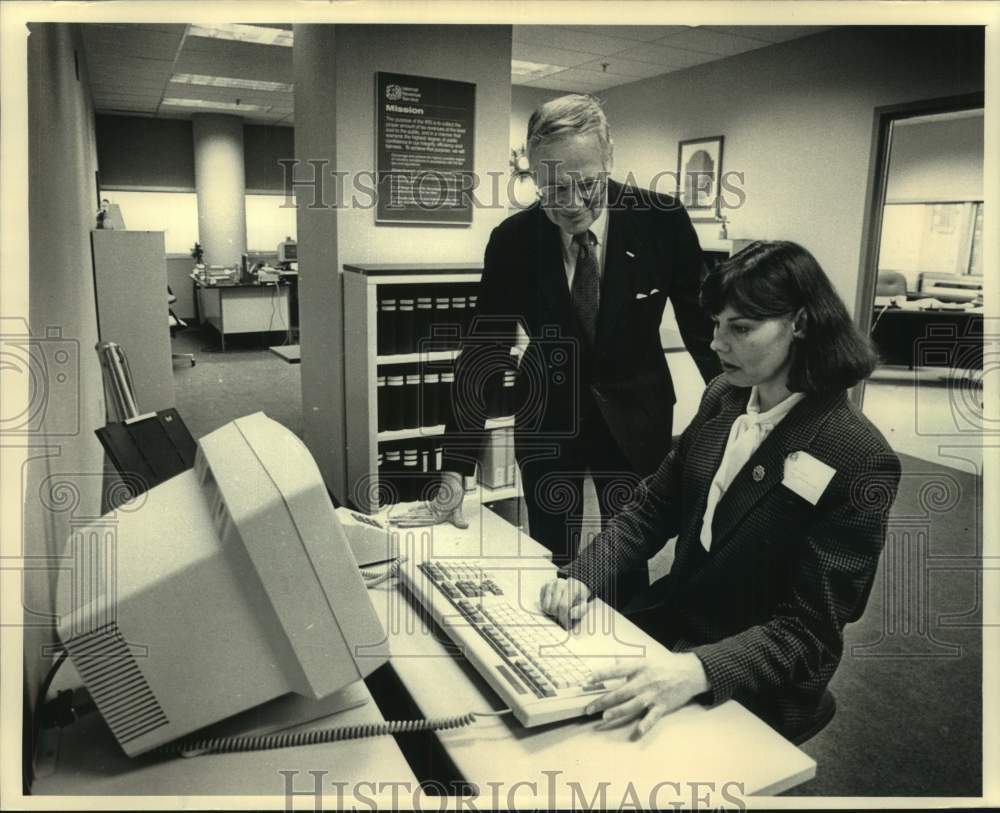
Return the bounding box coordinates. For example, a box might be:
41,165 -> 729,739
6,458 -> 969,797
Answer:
162,97 -> 269,112
511,59 -> 565,79
187,23 -> 293,47
171,73 -> 293,93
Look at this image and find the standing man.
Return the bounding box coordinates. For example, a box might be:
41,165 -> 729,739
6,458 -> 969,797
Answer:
396,95 -> 720,600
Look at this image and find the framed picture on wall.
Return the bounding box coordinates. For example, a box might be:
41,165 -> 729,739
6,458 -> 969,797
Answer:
677,136 -> 724,213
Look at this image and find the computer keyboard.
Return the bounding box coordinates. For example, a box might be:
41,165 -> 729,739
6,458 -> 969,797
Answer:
399,557 -> 626,727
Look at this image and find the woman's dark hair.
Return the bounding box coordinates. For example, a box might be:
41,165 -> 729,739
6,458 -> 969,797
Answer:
700,240 -> 878,394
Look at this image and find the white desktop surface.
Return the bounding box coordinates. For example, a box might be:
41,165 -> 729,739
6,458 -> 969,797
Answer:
31,680 -> 417,797
371,507 -> 817,804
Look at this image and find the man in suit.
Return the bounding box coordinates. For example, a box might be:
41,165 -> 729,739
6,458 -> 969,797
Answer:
397,94 -> 720,595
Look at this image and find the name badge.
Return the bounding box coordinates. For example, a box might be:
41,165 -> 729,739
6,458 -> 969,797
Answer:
782,451 -> 836,505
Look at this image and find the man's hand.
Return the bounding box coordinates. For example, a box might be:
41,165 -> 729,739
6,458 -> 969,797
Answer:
539,576 -> 592,629
388,471 -> 469,529
584,651 -> 709,738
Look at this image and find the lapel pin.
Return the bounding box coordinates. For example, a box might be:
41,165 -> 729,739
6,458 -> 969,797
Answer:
625,250 -> 635,258
753,464 -> 765,482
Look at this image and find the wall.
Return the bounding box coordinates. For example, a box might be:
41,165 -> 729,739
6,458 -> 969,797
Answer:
333,25 -> 513,266
510,84 -> 565,152
885,113 -> 984,202
294,24 -> 512,498
24,21 -> 104,718
599,26 -> 985,312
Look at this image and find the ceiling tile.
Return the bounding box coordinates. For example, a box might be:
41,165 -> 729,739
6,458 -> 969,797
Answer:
574,57 -> 671,80
89,64 -> 166,80
514,26 -> 653,56
163,83 -> 292,108
511,42 -> 596,69
527,68 -> 619,92
558,25 -> 691,43
613,43 -> 719,69
655,28 -> 775,57
90,75 -> 167,91
83,23 -> 187,36
523,74 -> 596,93
175,39 -> 293,83
705,25 -> 831,43
81,27 -> 184,61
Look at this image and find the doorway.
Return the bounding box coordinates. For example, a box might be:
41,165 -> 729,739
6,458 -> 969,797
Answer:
854,94 -> 984,472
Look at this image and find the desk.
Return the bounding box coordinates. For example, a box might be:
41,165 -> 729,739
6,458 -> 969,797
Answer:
192,278 -> 292,352
366,504 -> 817,804
31,680 -> 417,797
871,306 -> 983,369
31,503 -> 815,802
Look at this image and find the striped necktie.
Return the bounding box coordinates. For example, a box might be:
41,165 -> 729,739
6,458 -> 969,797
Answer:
571,230 -> 600,346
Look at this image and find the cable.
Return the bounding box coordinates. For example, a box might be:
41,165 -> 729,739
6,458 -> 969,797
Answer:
159,709 -> 512,758
360,556 -> 407,589
869,300 -> 893,335
28,648 -> 67,786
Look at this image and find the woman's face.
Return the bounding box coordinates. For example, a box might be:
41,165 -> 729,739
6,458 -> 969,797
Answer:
709,306 -> 799,391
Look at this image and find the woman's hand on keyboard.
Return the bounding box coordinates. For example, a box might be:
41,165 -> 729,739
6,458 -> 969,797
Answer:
389,471 -> 469,529
539,577 -> 592,629
583,652 -> 710,737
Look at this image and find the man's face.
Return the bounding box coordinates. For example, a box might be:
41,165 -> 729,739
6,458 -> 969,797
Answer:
531,132 -> 610,235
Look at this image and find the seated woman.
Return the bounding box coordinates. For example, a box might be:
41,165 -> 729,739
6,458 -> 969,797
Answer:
540,240 -> 901,742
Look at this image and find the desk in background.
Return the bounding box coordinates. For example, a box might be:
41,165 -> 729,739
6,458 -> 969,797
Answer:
192,276 -> 292,352
871,305 -> 984,369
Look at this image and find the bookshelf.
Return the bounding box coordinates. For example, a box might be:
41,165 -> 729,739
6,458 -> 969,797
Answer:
343,264 -> 522,513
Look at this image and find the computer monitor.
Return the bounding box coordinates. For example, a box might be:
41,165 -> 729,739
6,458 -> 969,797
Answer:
56,413 -> 389,757
277,237 -> 297,264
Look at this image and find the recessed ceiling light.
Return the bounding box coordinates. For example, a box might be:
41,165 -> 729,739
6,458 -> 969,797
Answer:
187,23 -> 293,47
511,59 -> 565,79
162,97 -> 269,112
171,73 -> 293,93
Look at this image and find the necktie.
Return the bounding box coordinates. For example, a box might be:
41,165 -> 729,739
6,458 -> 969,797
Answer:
571,230 -> 600,346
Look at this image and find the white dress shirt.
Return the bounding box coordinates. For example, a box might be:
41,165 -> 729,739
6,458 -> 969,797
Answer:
699,386 -> 805,551
558,204 -> 609,291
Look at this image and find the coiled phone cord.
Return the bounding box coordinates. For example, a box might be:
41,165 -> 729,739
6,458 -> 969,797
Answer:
360,555 -> 406,588
161,709 -> 511,757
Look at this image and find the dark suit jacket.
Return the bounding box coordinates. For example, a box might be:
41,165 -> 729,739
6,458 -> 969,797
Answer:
441,180 -> 720,478
565,376 -> 901,738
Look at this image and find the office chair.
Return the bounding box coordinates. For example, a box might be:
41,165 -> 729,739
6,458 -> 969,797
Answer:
875,270 -> 907,298
168,287 -> 195,367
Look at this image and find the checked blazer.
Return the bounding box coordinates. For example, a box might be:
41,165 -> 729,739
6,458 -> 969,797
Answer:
565,376 -> 901,738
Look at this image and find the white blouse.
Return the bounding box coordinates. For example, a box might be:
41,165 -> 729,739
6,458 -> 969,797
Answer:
699,386 -> 805,551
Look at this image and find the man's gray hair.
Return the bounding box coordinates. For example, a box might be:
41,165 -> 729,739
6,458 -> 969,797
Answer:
526,94 -> 613,163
